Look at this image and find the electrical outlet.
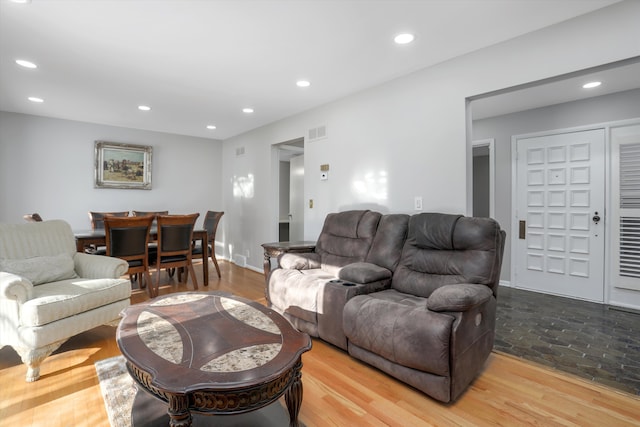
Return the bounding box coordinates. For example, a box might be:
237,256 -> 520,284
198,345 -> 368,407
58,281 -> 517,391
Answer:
414,196 -> 423,211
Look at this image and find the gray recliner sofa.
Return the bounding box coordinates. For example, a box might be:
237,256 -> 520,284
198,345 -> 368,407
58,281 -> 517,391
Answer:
265,210 -> 505,403
267,210 -> 409,349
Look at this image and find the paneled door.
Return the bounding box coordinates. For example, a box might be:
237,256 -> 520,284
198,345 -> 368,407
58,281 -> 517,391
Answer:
515,129 -> 605,302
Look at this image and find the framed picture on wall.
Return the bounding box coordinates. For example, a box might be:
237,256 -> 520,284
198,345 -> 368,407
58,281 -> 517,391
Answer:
94,141 -> 152,189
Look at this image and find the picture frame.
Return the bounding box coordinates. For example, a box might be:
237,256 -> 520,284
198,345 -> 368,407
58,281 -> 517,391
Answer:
94,141 -> 152,190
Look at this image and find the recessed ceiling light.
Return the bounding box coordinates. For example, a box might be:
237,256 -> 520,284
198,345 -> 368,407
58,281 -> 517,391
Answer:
242,108 -> 254,114
296,80 -> 311,88
206,125 -> 217,130
28,97 -> 43,103
394,33 -> 415,45
138,105 -> 152,111
582,81 -> 602,89
11,0 -> 32,3
16,59 -> 37,69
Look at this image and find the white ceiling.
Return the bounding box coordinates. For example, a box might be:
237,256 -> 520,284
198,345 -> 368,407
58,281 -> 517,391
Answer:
0,0 -> 624,140
472,58 -> 640,120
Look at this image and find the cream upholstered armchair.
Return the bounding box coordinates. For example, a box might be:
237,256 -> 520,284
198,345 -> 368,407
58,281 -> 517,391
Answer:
0,220 -> 131,381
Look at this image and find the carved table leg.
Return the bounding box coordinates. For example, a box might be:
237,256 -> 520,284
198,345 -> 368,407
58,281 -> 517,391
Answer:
284,358 -> 304,427
167,394 -> 192,427
263,251 -> 272,278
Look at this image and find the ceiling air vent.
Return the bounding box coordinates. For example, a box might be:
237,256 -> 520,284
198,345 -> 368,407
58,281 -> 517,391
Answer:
308,125 -> 327,142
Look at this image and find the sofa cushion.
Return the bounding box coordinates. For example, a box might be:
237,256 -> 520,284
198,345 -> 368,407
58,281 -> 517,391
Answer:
365,214 -> 409,272
315,210 -> 381,276
20,277 -> 131,327
392,214 -> 503,298
412,213 -> 462,250
343,290 -> 454,376
0,253 -> 78,285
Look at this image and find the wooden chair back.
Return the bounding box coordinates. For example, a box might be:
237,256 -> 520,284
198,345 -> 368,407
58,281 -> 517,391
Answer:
104,215 -> 155,297
192,211 -> 224,278
23,213 -> 43,222
155,213 -> 200,292
89,211 -> 129,230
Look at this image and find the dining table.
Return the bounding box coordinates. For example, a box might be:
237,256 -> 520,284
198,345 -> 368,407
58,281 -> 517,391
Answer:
73,228 -> 209,287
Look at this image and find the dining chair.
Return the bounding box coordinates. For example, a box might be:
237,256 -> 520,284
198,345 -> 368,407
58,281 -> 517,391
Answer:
192,210 -> 224,278
104,215 -> 155,297
23,213 -> 43,222
154,213 -> 200,295
86,211 -> 130,255
132,210 -> 168,225
132,210 -> 168,260
89,211 -> 130,230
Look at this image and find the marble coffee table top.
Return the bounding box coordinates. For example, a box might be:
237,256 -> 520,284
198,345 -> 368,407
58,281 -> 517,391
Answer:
117,291 -> 311,393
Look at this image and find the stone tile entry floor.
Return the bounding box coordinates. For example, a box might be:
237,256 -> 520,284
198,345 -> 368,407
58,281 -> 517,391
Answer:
494,286 -> 640,396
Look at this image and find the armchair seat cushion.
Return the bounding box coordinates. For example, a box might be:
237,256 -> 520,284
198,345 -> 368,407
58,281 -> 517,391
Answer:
21,277 -> 130,327
343,289 -> 454,376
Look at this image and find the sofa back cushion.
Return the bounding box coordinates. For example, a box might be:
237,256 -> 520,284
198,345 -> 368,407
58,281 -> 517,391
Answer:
0,253 -> 77,285
0,220 -> 77,260
392,213 -> 504,298
366,213 -> 409,272
315,210 -> 381,276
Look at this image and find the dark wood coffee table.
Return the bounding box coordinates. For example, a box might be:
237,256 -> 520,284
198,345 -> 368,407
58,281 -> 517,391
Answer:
116,292 -> 312,427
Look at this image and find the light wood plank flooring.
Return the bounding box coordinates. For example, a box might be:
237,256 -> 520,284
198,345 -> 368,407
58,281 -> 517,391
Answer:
1,261 -> 639,426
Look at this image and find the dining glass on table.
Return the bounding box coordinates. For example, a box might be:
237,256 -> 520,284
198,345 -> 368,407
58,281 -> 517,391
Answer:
74,228 -> 210,287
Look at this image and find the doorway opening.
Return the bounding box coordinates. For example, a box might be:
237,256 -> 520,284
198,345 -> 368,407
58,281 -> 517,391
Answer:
274,138 -> 304,242
472,138 -> 495,218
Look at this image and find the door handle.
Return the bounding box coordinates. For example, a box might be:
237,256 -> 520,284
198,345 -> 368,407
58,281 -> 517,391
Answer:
593,212 -> 601,224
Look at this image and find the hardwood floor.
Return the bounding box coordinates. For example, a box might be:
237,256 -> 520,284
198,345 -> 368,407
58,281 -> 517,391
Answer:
1,260 -> 639,426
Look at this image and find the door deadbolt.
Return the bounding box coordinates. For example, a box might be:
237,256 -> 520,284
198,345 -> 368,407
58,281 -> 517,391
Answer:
593,211 -> 601,224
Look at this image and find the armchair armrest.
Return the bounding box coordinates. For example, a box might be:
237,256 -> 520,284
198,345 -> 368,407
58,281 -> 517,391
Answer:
338,262 -> 392,284
278,252 -> 321,270
427,284 -> 493,312
0,272 -> 33,303
73,252 -> 128,279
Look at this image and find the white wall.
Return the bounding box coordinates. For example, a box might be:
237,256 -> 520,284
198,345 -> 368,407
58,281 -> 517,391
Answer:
0,112 -> 223,232
222,1 -> 640,272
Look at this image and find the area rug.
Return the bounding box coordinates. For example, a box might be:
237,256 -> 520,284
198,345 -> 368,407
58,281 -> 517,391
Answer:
95,356 -> 292,427
95,356 -> 136,427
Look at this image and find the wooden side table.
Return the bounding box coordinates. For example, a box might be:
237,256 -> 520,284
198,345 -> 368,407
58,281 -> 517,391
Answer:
261,241 -> 316,277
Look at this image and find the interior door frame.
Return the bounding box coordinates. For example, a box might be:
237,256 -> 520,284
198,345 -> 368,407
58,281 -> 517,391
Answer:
510,123 -> 610,301
472,138 -> 495,218
270,138 -> 305,242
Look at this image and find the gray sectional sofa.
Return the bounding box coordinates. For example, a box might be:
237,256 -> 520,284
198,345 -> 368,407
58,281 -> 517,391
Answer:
266,210 -> 505,403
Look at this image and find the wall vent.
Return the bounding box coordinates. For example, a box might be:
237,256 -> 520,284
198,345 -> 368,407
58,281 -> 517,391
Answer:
308,125 -> 327,142
236,146 -> 245,156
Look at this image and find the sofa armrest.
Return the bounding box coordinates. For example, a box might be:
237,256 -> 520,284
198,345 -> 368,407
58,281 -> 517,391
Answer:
278,252 -> 321,270
338,262 -> 392,284
427,284 -> 493,312
0,272 -> 33,303
73,252 -> 129,279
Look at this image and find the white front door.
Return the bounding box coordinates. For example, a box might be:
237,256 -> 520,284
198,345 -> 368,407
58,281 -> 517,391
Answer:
515,129 -> 605,302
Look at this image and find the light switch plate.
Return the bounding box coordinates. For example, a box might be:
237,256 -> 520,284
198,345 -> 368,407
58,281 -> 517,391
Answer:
414,196 -> 423,210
